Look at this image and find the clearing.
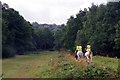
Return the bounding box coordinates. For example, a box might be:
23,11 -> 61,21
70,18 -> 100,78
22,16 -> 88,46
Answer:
2,51 -> 119,78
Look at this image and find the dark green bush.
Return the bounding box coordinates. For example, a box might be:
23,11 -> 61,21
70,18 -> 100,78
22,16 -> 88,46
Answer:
83,64 -> 109,78
2,46 -> 16,58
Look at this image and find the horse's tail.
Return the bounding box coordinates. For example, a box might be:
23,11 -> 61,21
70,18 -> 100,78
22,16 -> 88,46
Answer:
90,51 -> 93,62
90,51 -> 93,55
89,51 -> 93,58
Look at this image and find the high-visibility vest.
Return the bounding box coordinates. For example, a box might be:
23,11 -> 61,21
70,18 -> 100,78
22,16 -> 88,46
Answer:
76,46 -> 82,51
86,45 -> 91,52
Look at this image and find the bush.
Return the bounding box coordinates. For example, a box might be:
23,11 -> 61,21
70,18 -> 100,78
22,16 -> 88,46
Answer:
83,64 -> 109,78
2,46 -> 16,58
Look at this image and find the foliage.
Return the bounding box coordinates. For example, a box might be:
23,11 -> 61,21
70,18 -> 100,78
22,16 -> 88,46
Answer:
2,2 -> 54,58
2,2 -> 35,57
53,29 -> 64,50
2,51 -> 118,78
114,21 -> 120,53
83,64 -> 109,78
2,45 -> 15,58
61,2 -> 120,57
32,28 -> 54,50
2,1 -> 120,58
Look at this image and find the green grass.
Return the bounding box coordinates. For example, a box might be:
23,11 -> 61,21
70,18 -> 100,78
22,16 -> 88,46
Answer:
2,51 -> 119,78
93,56 -> 119,71
2,51 -> 59,78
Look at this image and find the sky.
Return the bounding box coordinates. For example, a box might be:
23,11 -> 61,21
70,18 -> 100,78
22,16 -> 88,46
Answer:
1,0 -> 108,25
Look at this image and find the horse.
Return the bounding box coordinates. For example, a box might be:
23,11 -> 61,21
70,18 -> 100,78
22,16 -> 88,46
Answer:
75,50 -> 83,61
84,51 -> 93,63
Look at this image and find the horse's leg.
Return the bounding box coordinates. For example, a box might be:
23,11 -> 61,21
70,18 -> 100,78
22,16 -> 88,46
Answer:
75,55 -> 77,60
85,52 -> 90,63
90,53 -> 93,63
77,54 -> 80,61
78,52 -> 83,62
86,55 -> 89,60
81,53 -> 83,62
79,54 -> 82,62
85,55 -> 89,63
88,52 -> 93,63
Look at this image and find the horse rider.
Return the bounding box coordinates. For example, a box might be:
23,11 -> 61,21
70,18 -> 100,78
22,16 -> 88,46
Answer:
75,45 -> 83,61
85,45 -> 93,63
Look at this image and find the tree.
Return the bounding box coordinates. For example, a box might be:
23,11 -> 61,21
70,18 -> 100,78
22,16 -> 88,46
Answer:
32,28 -> 54,50
2,3 -> 35,57
63,2 -> 120,57
75,30 -> 88,46
63,16 -> 76,51
63,10 -> 86,51
114,21 -> 120,53
54,29 -> 64,50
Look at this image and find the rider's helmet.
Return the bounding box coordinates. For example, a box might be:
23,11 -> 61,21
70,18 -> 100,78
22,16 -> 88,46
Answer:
76,45 -> 82,51
86,44 -> 91,52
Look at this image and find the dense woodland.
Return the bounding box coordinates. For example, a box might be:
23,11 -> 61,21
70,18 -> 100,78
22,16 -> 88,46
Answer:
1,1 -> 120,58
55,2 -> 120,57
1,2 -> 54,58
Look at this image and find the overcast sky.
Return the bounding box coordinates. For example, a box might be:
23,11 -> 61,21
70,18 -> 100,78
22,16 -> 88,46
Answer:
1,0 -> 108,25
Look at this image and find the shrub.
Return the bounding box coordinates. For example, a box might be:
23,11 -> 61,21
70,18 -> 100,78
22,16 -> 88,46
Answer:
2,46 -> 16,58
83,64 -> 109,78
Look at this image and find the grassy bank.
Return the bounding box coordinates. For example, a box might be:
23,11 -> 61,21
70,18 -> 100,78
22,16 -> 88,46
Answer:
2,51 -> 119,78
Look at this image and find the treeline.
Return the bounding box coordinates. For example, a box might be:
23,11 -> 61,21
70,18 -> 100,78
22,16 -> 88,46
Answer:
55,2 -> 120,57
2,1 -> 120,58
2,2 -> 54,58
